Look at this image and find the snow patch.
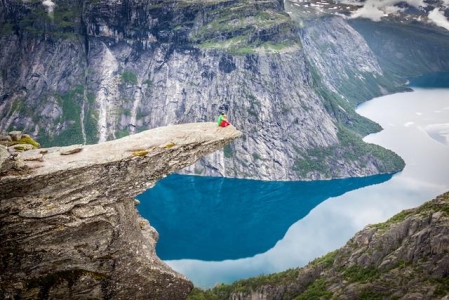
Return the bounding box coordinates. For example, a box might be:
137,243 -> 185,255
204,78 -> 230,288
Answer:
348,0 -> 426,21
428,8 -> 449,31
42,0 -> 55,17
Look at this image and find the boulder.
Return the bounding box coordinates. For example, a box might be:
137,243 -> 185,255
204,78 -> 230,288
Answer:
8,131 -> 22,141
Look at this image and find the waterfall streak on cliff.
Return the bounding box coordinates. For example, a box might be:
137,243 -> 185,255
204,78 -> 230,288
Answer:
130,84 -> 142,135
81,84 -> 87,144
97,46 -> 119,143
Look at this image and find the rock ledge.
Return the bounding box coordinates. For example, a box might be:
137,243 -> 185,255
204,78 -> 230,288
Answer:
0,122 -> 241,299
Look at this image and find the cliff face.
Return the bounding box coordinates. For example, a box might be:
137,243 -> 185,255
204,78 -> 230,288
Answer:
195,191 -> 449,299
0,0 -> 405,181
349,19 -> 449,78
0,123 -> 242,299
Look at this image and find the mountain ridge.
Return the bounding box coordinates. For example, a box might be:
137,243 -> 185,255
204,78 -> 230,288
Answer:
189,191 -> 449,299
0,0 -> 408,181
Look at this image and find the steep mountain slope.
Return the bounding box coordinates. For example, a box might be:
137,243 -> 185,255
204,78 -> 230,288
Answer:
188,191 -> 449,299
0,0 -> 406,181
349,19 -> 449,78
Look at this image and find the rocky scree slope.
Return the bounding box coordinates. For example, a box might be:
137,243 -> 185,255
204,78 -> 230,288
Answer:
0,123 -> 242,299
190,191 -> 449,300
0,0 -> 405,180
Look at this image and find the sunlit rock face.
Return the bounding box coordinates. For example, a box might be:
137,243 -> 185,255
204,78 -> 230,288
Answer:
0,0 -> 409,180
0,123 -> 241,299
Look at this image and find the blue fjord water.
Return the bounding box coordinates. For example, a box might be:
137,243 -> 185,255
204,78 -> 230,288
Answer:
138,173 -> 392,261
137,73 -> 449,288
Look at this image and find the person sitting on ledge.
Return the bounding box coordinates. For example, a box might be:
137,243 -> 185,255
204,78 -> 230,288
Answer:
217,112 -> 230,127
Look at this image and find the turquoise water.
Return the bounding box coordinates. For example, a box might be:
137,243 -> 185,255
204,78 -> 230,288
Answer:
138,173 -> 392,261
137,73 -> 449,288
407,71 -> 449,88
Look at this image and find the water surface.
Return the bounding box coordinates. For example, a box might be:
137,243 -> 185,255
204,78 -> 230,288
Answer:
137,86 -> 449,288
138,173 -> 392,261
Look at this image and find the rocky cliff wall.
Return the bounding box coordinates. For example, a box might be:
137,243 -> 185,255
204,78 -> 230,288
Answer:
0,0 -> 405,180
0,122 -> 242,299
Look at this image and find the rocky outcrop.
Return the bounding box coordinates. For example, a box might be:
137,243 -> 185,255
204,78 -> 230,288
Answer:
0,122 -> 242,299
0,0 -> 406,181
198,191 -> 449,299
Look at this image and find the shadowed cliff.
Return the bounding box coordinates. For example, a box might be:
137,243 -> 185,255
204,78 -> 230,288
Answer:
0,122 -> 241,299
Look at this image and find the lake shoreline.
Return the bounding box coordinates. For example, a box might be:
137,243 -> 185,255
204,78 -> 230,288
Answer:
138,86 -> 449,289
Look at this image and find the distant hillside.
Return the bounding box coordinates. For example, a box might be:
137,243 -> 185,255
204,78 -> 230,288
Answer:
189,191 -> 449,300
349,19 -> 449,78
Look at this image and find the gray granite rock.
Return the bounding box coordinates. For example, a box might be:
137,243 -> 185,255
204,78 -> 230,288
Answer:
0,122 -> 242,299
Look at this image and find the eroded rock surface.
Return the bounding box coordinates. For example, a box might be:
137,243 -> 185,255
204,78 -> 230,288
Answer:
0,122 -> 241,299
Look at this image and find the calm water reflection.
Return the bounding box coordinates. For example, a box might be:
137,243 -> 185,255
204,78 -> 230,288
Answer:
137,87 -> 449,288
138,173 -> 392,261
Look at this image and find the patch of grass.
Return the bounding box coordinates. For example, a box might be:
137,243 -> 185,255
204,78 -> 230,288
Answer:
115,129 -> 129,139
341,265 -> 380,284
0,23 -> 14,36
309,250 -> 338,268
9,135 -> 40,149
372,209 -> 412,231
252,153 -> 261,160
164,142 -> 176,149
187,287 -> 220,300
121,70 -> 138,85
132,149 -> 149,156
294,278 -> 332,300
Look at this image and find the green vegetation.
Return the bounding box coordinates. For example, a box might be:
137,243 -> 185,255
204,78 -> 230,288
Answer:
307,60 -> 382,136
188,268 -> 302,300
38,86 -> 85,147
121,71 -> 138,85
309,250 -> 338,268
10,1 -> 81,38
292,125 -> 405,181
290,59 -> 406,178
372,209 -> 412,231
115,129 -> 130,139
294,278 -> 332,300
252,153 -> 261,160
191,1 -> 300,54
223,145 -> 233,158
341,266 -> 380,283
187,288 -> 221,300
132,149 -> 149,156
8,135 -> 40,149
0,23 -> 14,36
164,142 -> 176,149
374,195 -> 449,231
